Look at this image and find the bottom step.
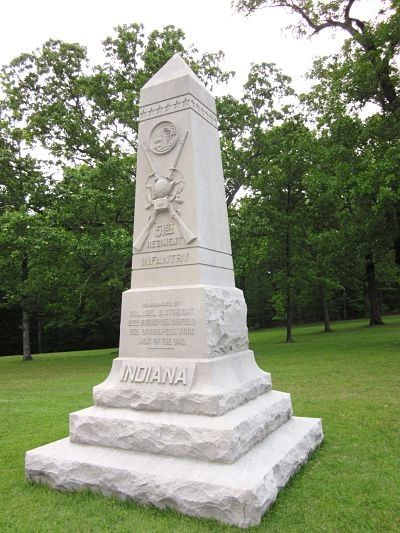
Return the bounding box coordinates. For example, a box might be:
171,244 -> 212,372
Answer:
26,416 -> 323,528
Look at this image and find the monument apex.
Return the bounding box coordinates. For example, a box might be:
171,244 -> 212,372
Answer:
139,53 -> 215,110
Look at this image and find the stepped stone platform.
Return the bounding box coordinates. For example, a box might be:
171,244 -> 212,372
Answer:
25,54 -> 323,528
26,417 -> 322,528
70,390 -> 293,463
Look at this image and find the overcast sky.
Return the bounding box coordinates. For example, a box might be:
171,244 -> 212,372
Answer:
1,0 -> 376,96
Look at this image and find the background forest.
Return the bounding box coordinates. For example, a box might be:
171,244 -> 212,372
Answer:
1,0 -> 399,357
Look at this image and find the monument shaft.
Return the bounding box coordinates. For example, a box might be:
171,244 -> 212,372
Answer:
132,67 -> 234,288
25,55 -> 323,527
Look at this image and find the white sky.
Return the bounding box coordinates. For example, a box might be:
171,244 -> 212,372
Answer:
0,0 -> 378,98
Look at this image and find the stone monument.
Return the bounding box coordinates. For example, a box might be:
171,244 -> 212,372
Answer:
25,54 -> 323,528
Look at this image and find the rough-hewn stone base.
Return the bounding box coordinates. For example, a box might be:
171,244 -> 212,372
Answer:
26,416 -> 323,528
70,390 -> 293,463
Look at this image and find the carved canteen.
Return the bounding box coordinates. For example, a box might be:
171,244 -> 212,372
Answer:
150,121 -> 178,154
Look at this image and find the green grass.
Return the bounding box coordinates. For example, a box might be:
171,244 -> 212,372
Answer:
1,316 -> 399,532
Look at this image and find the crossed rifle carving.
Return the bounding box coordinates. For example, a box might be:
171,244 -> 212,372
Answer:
133,131 -> 196,251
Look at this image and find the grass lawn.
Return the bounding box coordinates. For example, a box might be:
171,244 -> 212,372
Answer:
0,316 -> 399,532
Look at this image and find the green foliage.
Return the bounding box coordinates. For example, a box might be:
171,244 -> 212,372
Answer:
0,24 -> 234,355
41,159 -> 135,334
232,0 -> 400,333
217,95 -> 256,205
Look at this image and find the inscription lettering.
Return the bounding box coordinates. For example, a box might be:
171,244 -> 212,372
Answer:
121,365 -> 188,386
141,252 -> 189,267
128,300 -> 196,348
155,223 -> 175,238
146,236 -> 183,249
146,224 -> 183,250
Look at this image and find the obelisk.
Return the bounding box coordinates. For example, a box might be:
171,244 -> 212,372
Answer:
25,55 -> 323,528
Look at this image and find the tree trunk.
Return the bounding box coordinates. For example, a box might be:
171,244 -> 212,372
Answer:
365,254 -> 384,326
320,285 -> 332,332
285,185 -> 293,343
22,305 -> 32,360
285,232 -> 293,343
296,301 -> 302,324
394,235 -> 400,266
21,255 -> 32,360
286,288 -> 293,342
393,211 -> 400,265
342,287 -> 347,321
37,314 -> 43,354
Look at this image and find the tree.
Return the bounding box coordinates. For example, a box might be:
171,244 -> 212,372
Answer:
217,95 -> 256,205
225,63 -> 317,342
229,199 -> 274,329
305,109 -> 399,325
256,120 -> 316,341
304,121 -> 363,331
2,25 -> 232,164
235,0 -> 400,325
0,92 -> 56,359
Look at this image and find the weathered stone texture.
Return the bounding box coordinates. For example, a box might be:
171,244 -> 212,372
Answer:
70,391 -> 292,463
26,417 -> 322,528
204,287 -> 249,356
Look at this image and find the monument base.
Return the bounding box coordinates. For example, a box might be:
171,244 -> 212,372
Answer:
94,351 -> 271,415
26,416 -> 322,528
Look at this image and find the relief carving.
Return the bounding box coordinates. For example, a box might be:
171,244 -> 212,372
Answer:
133,128 -> 196,251
139,95 -> 218,128
150,121 -> 179,154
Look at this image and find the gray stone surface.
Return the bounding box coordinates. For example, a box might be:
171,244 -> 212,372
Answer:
71,390 -> 292,463
26,416 -> 323,528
